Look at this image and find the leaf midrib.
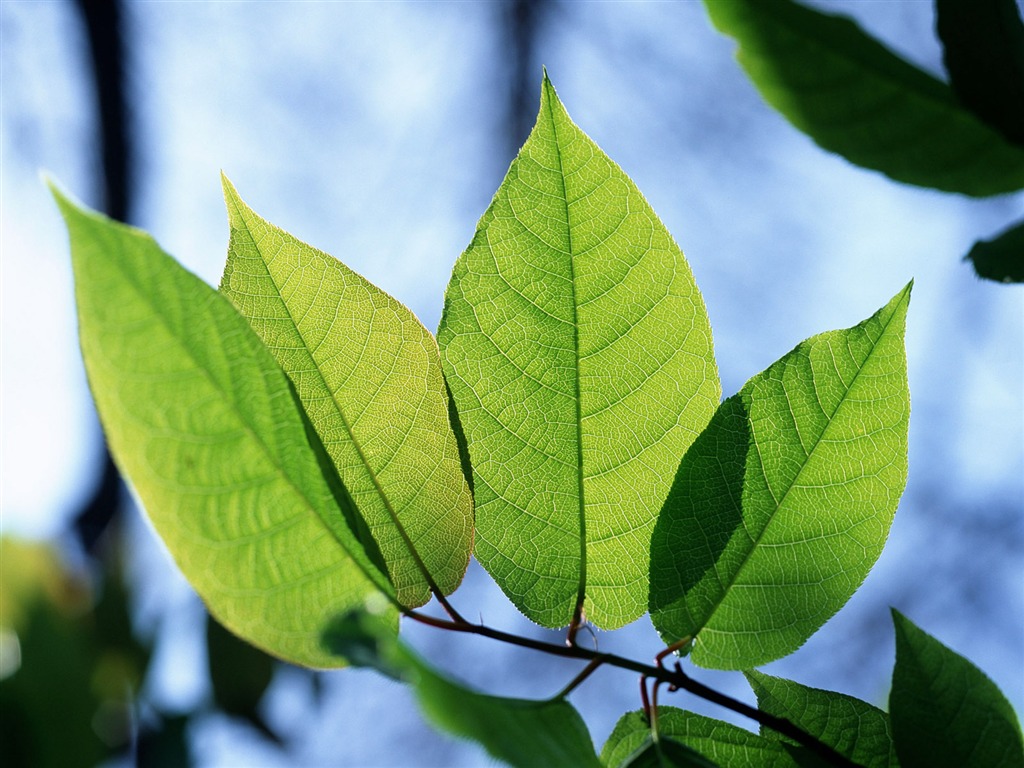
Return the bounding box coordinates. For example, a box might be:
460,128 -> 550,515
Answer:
699,300 -> 904,635
543,85 -> 588,625
229,200 -> 443,602
90,227 -> 388,597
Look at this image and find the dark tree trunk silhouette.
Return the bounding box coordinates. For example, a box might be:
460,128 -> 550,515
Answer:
71,0 -> 133,553
503,0 -> 549,160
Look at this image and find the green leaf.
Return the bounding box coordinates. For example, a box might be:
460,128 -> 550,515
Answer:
219,178 -> 474,608
936,0 -> 1024,147
322,611 -> 603,768
138,715 -> 192,768
651,285 -> 912,669
703,0 -> 1024,196
617,736 -> 721,768
965,217 -> 1024,283
890,610 -> 1024,768
437,74 -> 720,629
602,708 -> 800,768
52,184 -> 396,668
746,671 -> 897,768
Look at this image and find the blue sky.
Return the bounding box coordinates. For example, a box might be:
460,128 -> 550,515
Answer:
2,2 -> 1021,765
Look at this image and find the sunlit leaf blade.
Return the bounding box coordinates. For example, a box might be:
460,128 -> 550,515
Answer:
966,218 -> 1024,283
438,74 -> 720,628
52,185 -> 396,668
890,610 -> 1024,768
936,0 -> 1024,147
651,285 -> 912,669
219,179 -> 474,607
602,708 -> 800,768
702,0 -> 1024,196
746,671 -> 897,768
322,611 -> 603,768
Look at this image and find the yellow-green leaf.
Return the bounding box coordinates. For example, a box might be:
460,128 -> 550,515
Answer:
220,179 -> 474,607
54,185 -> 395,668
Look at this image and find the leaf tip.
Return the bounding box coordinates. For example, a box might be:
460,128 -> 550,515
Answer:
895,279 -> 914,310
44,174 -> 78,218
45,178 -> 107,236
220,172 -> 243,211
890,608 -> 916,645
885,280 -> 914,318
540,68 -> 561,111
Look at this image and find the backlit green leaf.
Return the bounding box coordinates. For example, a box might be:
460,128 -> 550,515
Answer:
703,0 -> 1024,196
53,185 -> 396,668
890,610 -> 1024,768
438,74 -> 719,629
602,708 -> 799,768
322,610 -> 602,768
218,178 -> 474,607
746,671 -> 897,768
651,285 -> 911,669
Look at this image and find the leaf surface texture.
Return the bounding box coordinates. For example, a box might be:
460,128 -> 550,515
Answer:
651,285 -> 911,668
602,708 -> 800,768
746,670 -> 897,768
438,75 -> 719,628
55,188 -> 395,668
890,610 -> 1024,768
220,179 -> 474,606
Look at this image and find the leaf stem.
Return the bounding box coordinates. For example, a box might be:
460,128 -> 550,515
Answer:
404,609 -> 861,768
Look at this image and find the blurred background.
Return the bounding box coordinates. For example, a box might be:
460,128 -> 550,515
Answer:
2,1 -> 1021,766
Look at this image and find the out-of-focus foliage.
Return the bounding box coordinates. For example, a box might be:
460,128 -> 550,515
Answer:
703,0 -> 1024,282
0,536 -> 145,767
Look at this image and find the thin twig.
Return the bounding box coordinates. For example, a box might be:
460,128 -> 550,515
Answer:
404,609 -> 860,768
554,656 -> 604,699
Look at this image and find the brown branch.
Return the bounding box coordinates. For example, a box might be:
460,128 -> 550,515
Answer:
404,609 -> 861,768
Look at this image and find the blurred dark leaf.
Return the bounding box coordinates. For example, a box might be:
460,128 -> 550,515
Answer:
137,714 -> 192,768
936,0 -> 1024,147
206,613 -> 281,744
91,545 -> 151,693
0,536 -> 152,768
322,610 -> 603,768
0,601 -> 108,768
0,540 -> 113,768
703,0 -> 1024,196
966,217 -> 1024,282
